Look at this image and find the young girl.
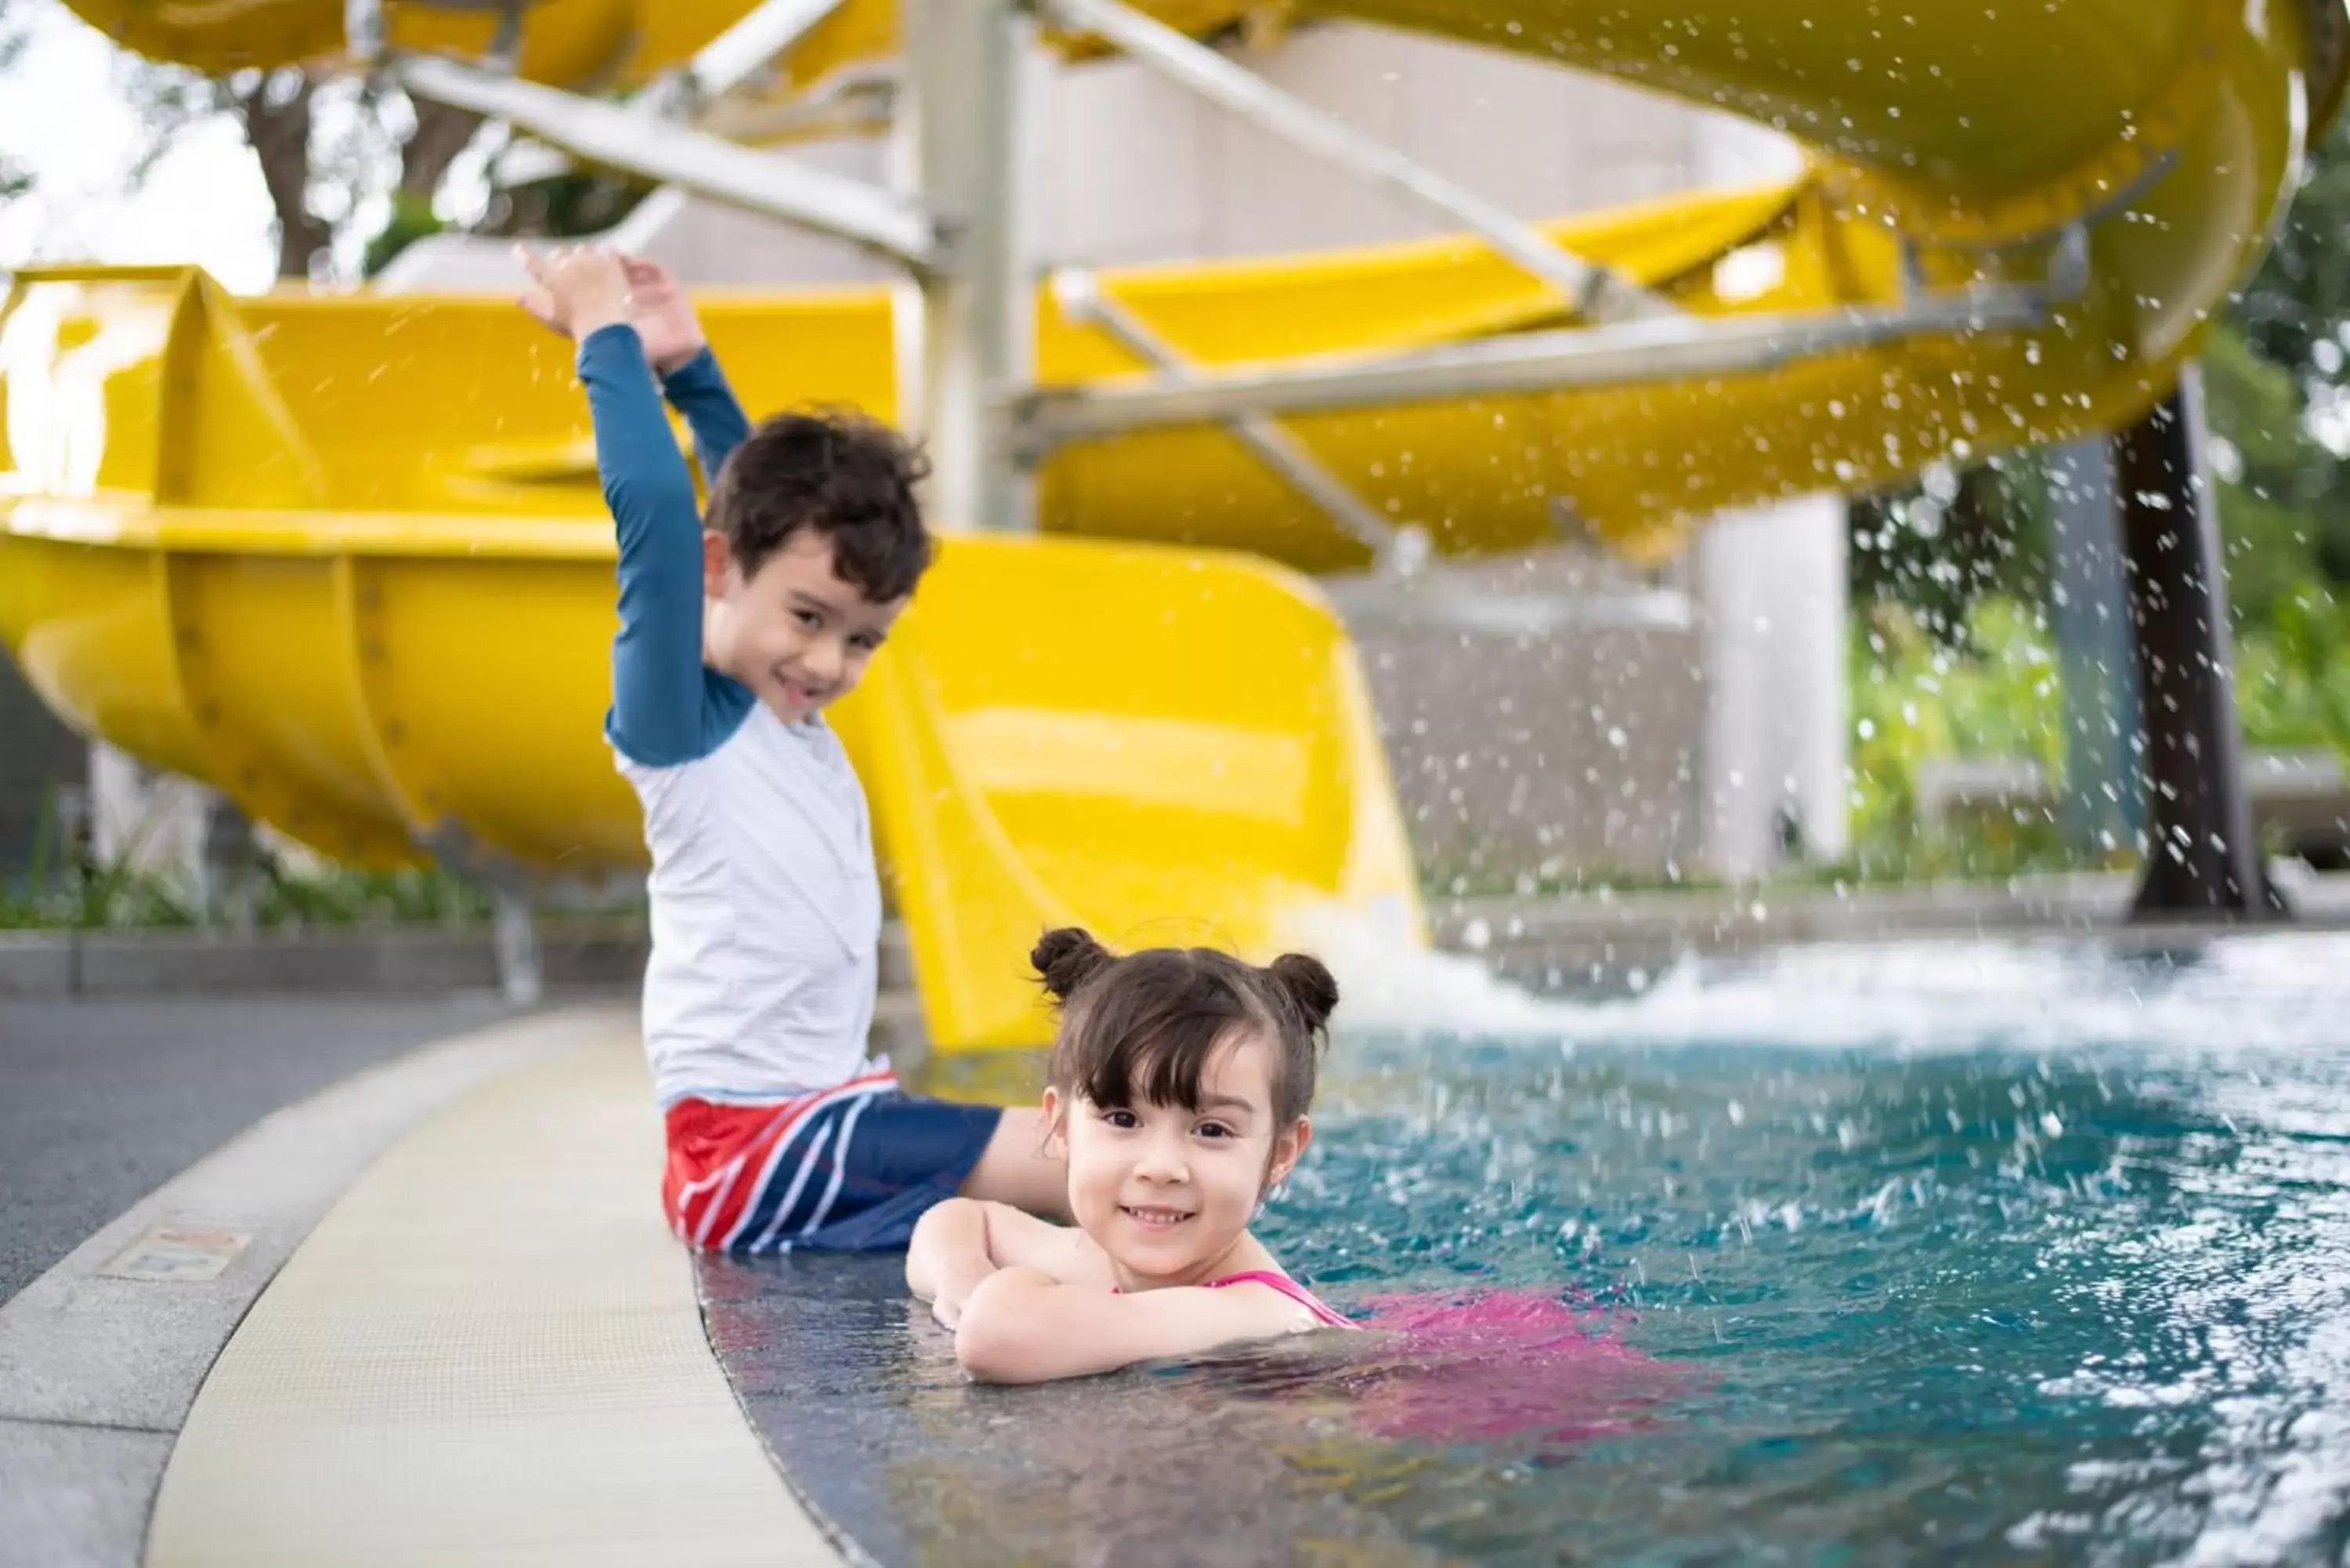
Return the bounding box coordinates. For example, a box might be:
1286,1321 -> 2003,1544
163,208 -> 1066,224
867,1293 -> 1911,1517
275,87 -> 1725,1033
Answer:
906,927 -> 1358,1383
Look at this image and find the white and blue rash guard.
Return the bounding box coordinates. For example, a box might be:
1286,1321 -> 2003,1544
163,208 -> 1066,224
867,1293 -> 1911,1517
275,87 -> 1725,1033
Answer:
579,323 -> 884,1109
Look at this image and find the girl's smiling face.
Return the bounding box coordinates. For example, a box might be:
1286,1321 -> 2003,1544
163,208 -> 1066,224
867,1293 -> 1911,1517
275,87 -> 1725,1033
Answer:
1044,1028 -> 1311,1290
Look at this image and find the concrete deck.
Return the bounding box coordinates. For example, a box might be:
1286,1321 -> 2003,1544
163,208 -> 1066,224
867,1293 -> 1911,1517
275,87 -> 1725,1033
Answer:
2,1006 -> 842,1568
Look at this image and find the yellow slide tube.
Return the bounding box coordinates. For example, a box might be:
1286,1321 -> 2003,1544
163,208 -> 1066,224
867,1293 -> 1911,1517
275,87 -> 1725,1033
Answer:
5,0 -> 2341,1047
45,0 -> 2340,562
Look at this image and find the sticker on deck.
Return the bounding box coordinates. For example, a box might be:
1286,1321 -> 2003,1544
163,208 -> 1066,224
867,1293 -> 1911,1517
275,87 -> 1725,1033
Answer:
98,1222 -> 254,1283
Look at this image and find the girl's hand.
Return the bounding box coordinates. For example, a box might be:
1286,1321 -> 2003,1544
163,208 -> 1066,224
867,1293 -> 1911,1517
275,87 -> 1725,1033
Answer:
515,244 -> 633,343
620,256 -> 709,374
930,1259 -> 997,1329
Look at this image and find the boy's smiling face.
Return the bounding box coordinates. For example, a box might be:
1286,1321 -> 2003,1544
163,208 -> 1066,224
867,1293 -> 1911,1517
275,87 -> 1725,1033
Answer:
703,528 -> 906,725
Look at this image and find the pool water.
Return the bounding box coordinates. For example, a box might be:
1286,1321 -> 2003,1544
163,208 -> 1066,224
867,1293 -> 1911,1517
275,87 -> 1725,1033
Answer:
709,930 -> 2350,1566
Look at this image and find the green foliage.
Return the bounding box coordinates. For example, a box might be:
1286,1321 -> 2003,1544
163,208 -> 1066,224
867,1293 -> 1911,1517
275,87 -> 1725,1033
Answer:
2,851 -> 495,931
1840,116 -> 2350,880
474,169 -> 651,241
2235,112 -> 2350,397
360,188 -> 446,278
2236,580 -> 2350,758
2204,323 -> 2350,627
1848,457 -> 2055,649
1845,597 -> 2077,876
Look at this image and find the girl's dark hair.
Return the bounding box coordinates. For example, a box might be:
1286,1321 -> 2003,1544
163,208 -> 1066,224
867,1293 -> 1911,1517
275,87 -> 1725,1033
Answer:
1032,927 -> 1339,1127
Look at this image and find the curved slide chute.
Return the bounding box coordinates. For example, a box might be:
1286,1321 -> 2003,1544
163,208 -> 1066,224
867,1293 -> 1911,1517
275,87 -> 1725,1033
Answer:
4,0 -> 2340,1044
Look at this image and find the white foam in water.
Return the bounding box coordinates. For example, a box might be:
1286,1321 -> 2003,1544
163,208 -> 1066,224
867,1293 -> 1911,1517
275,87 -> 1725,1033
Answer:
1278,902 -> 1589,1034
1289,901 -> 2350,1059
1582,934 -> 2350,1058
1285,902 -> 1589,1037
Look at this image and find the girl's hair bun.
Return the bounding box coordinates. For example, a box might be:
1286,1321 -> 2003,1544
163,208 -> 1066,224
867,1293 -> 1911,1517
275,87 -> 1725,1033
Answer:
1032,927 -> 1115,1003
1267,952 -> 1339,1034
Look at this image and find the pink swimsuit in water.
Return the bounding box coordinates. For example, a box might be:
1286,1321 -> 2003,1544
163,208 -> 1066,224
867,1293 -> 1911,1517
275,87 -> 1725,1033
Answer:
1202,1270 -> 1358,1331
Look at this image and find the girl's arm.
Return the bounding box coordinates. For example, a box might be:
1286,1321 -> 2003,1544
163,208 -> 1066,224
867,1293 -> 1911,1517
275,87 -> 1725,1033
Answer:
906,1199 -> 1108,1324
953,1267 -> 1311,1385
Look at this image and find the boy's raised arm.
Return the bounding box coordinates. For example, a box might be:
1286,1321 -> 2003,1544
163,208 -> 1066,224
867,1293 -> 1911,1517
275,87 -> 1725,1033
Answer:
660,349 -> 751,491
624,257 -> 752,486
577,321 -> 710,768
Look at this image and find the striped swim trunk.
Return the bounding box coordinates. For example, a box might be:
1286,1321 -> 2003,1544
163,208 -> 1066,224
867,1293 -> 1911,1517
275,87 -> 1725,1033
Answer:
663,1069 -> 1004,1253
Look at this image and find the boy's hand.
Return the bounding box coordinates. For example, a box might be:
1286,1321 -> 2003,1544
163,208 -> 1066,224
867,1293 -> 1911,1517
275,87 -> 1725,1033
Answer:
515,243 -> 633,344
620,256 -> 709,374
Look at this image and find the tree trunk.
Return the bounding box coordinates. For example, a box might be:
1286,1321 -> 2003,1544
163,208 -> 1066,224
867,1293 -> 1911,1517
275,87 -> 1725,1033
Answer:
241,71 -> 329,280
400,99 -> 483,198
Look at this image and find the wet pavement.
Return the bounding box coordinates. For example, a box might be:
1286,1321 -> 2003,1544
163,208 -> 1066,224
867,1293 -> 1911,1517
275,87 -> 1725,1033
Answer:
695,1251 -> 1482,1568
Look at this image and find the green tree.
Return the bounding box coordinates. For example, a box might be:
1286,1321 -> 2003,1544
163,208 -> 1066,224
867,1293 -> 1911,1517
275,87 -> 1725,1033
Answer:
1848,455 -> 2054,652
2209,110 -> 2350,605
0,0 -> 482,280
1855,114 -> 2350,643
2202,322 -> 2348,628
2235,112 -> 2350,396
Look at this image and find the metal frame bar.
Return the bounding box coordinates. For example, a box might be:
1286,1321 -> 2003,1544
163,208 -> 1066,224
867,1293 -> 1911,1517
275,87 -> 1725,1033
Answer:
1014,282 -> 2056,453
396,53 -> 944,267
494,0 -> 851,184
1051,269 -> 1400,558
1038,0 -> 1675,323
681,0 -> 850,106
381,0 -> 2078,546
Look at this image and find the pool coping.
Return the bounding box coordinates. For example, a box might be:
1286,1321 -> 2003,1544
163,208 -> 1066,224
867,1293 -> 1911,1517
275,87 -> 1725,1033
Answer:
138,1018 -> 843,1568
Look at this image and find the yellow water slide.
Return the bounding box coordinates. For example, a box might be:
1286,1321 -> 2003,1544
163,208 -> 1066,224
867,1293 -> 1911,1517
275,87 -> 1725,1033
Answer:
3,0 -> 2341,1046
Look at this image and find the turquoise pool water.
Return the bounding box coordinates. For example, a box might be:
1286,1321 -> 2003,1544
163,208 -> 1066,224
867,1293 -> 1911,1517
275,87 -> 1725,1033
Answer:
714,930 -> 2350,1566
1263,932 -> 2350,1564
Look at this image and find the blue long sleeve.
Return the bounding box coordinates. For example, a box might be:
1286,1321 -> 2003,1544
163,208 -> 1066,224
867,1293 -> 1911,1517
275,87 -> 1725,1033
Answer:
577,324 -> 750,768
658,346 -> 752,490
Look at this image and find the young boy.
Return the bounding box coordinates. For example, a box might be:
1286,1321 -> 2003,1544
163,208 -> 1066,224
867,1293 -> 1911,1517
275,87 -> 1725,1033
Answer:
517,243 -> 1065,1251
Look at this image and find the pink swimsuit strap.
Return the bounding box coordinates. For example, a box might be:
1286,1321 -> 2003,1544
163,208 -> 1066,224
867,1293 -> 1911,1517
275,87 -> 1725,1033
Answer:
1204,1269 -> 1358,1331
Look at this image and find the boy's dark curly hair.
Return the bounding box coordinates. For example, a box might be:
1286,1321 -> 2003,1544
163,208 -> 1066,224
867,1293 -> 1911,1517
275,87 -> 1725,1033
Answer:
707,408 -> 933,602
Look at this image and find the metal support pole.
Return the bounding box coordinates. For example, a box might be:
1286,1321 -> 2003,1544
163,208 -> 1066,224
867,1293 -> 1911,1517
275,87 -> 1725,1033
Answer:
2113,365 -> 2287,918
1051,269 -> 1401,562
1040,0 -> 1672,323
900,0 -> 1036,531
396,54 -> 944,267
493,883 -> 544,1006
2047,437 -> 2142,861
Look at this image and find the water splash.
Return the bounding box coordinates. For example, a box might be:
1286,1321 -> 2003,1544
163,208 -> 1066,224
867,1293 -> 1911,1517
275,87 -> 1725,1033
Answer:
1549,932 -> 2350,1058
1292,894 -> 2349,1062
1279,898 -> 1589,1037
